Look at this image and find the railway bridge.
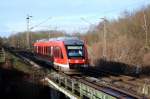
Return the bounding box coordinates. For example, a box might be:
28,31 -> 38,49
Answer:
3,47 -> 150,99
44,70 -> 140,99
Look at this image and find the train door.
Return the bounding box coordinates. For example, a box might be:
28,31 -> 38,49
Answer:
47,46 -> 54,62
53,46 -> 64,65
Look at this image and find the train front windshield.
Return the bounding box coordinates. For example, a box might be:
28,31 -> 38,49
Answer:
66,45 -> 84,58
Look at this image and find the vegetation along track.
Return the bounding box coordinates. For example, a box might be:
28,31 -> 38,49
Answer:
6,48 -> 149,98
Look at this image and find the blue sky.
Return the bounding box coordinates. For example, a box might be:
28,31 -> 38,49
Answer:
0,0 -> 150,37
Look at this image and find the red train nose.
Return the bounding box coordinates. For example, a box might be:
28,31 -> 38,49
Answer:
68,59 -> 85,64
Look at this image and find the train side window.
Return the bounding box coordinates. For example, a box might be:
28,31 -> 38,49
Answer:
45,47 -> 47,55
47,47 -> 49,55
46,47 -> 48,55
38,46 -> 40,53
41,47 -> 42,54
44,47 -> 46,55
41,46 -> 43,54
43,46 -> 45,55
36,46 -> 38,53
41,47 -> 43,54
46,47 -> 47,55
53,47 -> 56,58
38,46 -> 41,54
46,46 -> 48,56
48,46 -> 51,57
45,47 -> 46,55
40,46 -> 42,54
36,46 -> 39,53
43,46 -> 44,54
40,47 -> 42,54
43,47 -> 45,55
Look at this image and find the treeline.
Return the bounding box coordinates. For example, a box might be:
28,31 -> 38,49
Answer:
5,30 -> 68,48
3,5 -> 150,67
0,37 -> 3,47
82,5 -> 150,66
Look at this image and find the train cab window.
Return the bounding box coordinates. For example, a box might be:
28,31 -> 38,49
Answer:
66,45 -> 84,58
54,46 -> 63,59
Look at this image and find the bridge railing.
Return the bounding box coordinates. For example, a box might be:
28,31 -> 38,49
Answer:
45,71 -> 117,99
0,48 -> 5,63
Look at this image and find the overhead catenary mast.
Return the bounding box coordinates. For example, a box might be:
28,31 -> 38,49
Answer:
26,14 -> 32,49
101,17 -> 107,59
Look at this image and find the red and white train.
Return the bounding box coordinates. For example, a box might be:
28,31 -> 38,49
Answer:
33,37 -> 89,73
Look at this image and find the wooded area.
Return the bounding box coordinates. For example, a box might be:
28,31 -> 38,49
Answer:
1,5 -> 150,67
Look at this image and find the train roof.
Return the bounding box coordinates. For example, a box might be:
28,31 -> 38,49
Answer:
36,37 -> 84,45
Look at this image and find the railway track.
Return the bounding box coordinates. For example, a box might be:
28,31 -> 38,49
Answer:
83,67 -> 149,97
6,48 -> 149,98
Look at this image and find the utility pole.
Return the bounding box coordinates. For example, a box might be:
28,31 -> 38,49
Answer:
26,15 -> 32,49
143,11 -> 148,49
49,26 -> 51,38
49,30 -> 51,38
101,17 -> 107,59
